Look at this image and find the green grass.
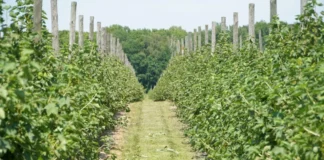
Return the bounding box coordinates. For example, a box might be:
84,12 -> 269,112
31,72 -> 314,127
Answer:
117,97 -> 196,160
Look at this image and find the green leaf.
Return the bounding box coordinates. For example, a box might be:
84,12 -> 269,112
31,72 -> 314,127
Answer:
0,108 -> 5,119
3,62 -> 16,73
45,103 -> 58,116
0,87 -> 8,99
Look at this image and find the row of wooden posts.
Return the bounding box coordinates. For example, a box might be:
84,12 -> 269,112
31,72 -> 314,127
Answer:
33,0 -> 135,74
171,0 -> 311,56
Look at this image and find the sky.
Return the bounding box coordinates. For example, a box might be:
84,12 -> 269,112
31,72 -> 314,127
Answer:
3,0 -> 324,32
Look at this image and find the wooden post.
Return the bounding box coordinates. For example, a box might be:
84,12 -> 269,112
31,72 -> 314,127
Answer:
33,0 -> 42,34
89,16 -> 94,41
107,32 -> 111,55
69,1 -> 77,50
177,40 -> 181,54
181,38 -> 184,55
249,3 -> 255,42
301,0 -> 311,14
221,17 -> 227,31
97,22 -> 101,51
270,0 -> 277,22
112,36 -> 116,55
116,38 -> 120,57
121,45 -> 125,61
78,15 -> 84,48
193,29 -> 197,52
100,28 -> 107,55
51,0 -> 59,55
185,36 -> 189,54
240,35 -> 242,49
188,33 -> 192,53
122,51 -> 125,64
205,25 -> 208,45
259,30 -> 263,52
211,21 -> 216,53
198,26 -> 202,49
110,34 -> 114,54
233,12 -> 239,51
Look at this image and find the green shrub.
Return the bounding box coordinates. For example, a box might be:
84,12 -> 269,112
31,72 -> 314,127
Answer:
151,1 -> 324,159
0,1 -> 143,159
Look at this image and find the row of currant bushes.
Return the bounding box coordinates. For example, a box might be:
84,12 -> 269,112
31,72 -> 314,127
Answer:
0,1 -> 144,159
151,1 -> 324,159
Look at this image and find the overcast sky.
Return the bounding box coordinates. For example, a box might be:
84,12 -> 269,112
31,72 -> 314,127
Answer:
3,0 -> 324,31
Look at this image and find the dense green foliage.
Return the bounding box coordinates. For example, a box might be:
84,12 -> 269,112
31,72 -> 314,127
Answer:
58,23 -> 272,91
151,1 -> 324,159
0,1 -> 143,159
58,26 -> 187,91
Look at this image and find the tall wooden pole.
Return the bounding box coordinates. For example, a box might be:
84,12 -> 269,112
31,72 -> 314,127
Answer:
78,15 -> 84,48
116,38 -> 120,57
188,33 -> 192,53
51,0 -> 59,55
89,16 -> 94,41
270,0 -> 277,22
198,26 -> 202,49
301,0 -> 311,14
33,0 -> 42,34
100,28 -> 107,55
193,29 -> 197,52
233,12 -> 239,51
185,36 -> 189,54
177,40 -> 180,54
211,21 -> 216,53
97,22 -> 101,51
205,25 -> 208,45
110,34 -> 114,54
249,3 -> 255,42
181,38 -> 184,55
240,35 -> 242,49
69,1 -> 77,50
221,17 -> 227,31
107,33 -> 111,55
259,30 -> 263,52
112,37 -> 116,55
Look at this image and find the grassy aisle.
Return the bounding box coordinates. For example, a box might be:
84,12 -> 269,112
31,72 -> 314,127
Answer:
112,97 -> 196,160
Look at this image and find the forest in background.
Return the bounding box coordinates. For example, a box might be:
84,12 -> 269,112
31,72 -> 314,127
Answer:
58,21 -> 272,91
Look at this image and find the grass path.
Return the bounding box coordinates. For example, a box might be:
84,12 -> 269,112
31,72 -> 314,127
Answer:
111,97 -> 196,160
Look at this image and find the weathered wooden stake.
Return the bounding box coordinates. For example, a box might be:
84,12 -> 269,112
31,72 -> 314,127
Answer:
233,12 -> 239,51
51,0 -> 59,55
301,0 -> 311,14
100,28 -> 107,55
205,25 -> 208,45
188,33 -> 192,53
198,26 -> 202,49
259,30 -> 263,52
78,15 -> 84,48
221,17 -> 227,31
193,29 -> 197,52
69,1 -> 77,50
177,40 -> 180,54
89,16 -> 94,41
181,38 -> 184,55
97,22 -> 101,51
185,36 -> 189,54
270,0 -> 277,22
116,38 -> 120,57
112,37 -> 116,55
240,35 -> 242,49
107,33 -> 111,55
249,3 -> 255,42
110,34 -> 114,54
211,21 -> 216,53
33,0 -> 42,34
